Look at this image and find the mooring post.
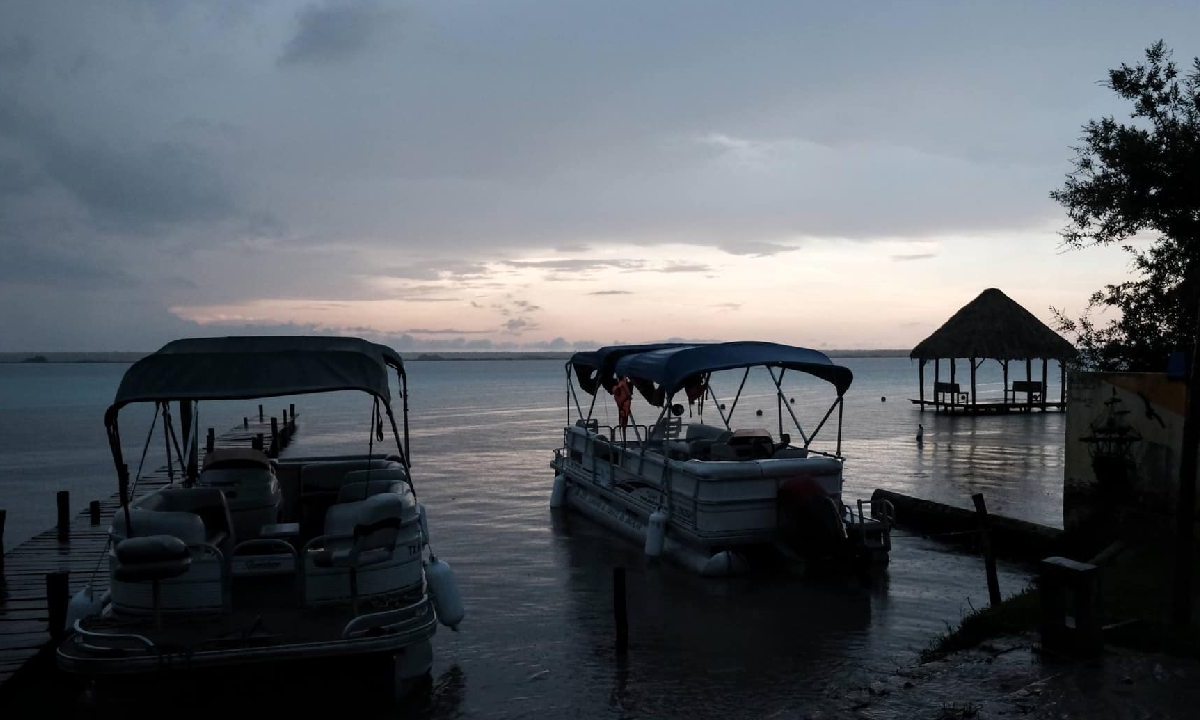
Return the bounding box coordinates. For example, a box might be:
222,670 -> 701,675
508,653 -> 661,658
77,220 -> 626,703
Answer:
972,493 -> 1002,607
613,567 -> 629,656
258,404 -> 264,422
206,427 -> 215,454
56,490 -> 70,541
0,508 -> 6,575
253,433 -> 264,451
289,403 -> 296,428
270,417 -> 280,458
47,570 -> 69,639
89,500 -> 101,526
244,417 -> 249,430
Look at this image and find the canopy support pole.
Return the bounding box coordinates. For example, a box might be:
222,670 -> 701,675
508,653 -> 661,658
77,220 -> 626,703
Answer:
836,397 -> 844,457
768,367 -> 809,446
707,385 -> 731,430
725,368 -> 751,422
401,374 -> 411,471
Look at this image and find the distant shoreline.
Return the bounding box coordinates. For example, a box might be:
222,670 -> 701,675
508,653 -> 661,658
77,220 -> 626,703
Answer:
0,349 -> 914,363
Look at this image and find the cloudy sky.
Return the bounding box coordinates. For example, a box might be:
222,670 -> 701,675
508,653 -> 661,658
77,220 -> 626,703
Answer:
0,1 -> 1195,351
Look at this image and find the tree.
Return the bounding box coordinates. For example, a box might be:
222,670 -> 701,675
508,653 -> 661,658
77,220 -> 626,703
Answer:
1051,41 -> 1200,371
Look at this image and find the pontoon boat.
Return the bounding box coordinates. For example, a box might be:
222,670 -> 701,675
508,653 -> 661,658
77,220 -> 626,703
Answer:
551,342 -> 892,576
57,336 -> 463,699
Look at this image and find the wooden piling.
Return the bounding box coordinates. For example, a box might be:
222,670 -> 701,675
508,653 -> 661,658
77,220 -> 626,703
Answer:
46,571 -> 69,640
258,404 -> 264,422
206,427 -> 215,454
89,500 -> 101,526
0,508 -> 6,575
244,417 -> 249,430
270,417 -> 279,458
613,567 -> 628,656
972,493 -> 1002,607
253,433 -> 264,451
56,491 -> 70,541
289,403 -> 296,427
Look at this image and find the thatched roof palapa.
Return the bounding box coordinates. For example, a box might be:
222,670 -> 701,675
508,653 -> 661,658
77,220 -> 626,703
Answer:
910,288 -> 1076,361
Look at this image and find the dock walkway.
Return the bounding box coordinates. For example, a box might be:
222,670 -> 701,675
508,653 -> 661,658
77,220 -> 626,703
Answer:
0,407 -> 298,692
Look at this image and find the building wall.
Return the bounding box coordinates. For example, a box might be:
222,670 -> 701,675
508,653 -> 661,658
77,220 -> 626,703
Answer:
1064,372 -> 1190,537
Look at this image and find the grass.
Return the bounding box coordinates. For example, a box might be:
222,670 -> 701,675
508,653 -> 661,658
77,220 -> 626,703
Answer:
920,540 -> 1200,663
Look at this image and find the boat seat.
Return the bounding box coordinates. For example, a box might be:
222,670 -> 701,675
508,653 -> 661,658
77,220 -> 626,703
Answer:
112,508 -> 207,547
114,535 -> 192,583
311,493 -> 410,613
298,459 -> 401,537
135,487 -> 235,555
337,468 -> 408,502
772,447 -> 809,459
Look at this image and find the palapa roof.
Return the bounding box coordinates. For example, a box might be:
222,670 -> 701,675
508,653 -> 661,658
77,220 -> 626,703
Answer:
910,288 -> 1076,361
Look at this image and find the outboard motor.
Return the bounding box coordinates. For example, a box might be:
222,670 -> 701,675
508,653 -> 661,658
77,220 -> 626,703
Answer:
199,448 -> 281,540
777,477 -> 847,561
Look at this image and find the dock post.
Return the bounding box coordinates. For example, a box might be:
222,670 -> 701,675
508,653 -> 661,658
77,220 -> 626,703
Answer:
270,417 -> 279,458
89,500 -> 101,526
613,567 -> 628,656
972,493 -> 1002,607
258,404 -> 264,422
0,508 -> 6,575
47,571 -> 69,639
244,417 -> 249,430
56,490 -> 70,541
253,433 -> 264,451
206,427 -> 215,454
290,403 -> 296,427
949,358 -> 957,412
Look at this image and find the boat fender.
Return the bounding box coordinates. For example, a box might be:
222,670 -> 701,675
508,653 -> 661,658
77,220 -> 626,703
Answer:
65,585 -> 105,631
418,503 -> 430,544
426,557 -> 465,630
701,550 -> 749,577
643,509 -> 667,558
550,473 -> 568,509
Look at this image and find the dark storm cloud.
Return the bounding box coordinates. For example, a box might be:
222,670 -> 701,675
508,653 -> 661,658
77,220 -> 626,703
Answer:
279,3 -> 393,65
0,103 -> 233,231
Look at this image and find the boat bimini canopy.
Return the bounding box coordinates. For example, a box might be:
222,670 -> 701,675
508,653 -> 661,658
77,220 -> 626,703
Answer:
614,341 -> 852,398
569,343 -> 691,395
111,336 -> 405,412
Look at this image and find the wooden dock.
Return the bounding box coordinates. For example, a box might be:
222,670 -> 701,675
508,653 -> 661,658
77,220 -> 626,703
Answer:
0,405 -> 298,698
909,398 -> 1065,414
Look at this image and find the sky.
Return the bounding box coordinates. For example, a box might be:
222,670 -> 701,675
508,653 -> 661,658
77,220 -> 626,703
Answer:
0,1 -> 1196,352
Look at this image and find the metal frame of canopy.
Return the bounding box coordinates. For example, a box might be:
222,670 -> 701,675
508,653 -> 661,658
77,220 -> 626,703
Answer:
101,336 -> 414,534
566,341 -> 854,459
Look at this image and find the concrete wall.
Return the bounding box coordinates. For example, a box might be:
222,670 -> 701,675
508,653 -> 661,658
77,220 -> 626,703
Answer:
1064,371 -> 1190,538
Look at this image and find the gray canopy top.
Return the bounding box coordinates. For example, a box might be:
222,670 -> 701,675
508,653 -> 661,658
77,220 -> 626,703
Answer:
109,336 -> 405,414
569,343 -> 691,395
613,341 -> 854,397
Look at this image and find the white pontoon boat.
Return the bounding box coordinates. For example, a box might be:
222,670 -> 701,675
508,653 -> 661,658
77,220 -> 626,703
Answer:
57,337 -> 463,697
551,342 -> 892,576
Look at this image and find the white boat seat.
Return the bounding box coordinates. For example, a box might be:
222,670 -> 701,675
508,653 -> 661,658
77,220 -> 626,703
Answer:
113,535 -> 192,583
112,508 -> 207,547
135,487 -> 235,554
338,468 -> 408,502
314,493 -> 408,569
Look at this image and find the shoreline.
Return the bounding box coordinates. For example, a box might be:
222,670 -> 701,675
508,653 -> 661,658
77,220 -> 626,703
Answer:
0,349 -> 914,364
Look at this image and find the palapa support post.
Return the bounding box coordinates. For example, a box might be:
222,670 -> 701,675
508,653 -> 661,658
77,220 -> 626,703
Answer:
950,358 -> 957,411
46,570 -> 69,639
918,359 -> 926,411
89,500 -> 101,526
970,356 -> 977,412
613,567 -> 628,656
1026,358 -> 1034,411
1002,360 -> 1009,402
1060,361 -> 1067,404
56,490 -> 70,542
933,359 -> 941,412
972,493 -> 1002,607
1041,358 -> 1049,411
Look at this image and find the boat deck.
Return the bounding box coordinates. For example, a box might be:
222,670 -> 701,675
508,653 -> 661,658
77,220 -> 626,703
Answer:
0,410 -> 297,693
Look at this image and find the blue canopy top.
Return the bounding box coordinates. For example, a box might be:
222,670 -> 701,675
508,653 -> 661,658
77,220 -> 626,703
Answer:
613,341 -> 853,397
110,336 -> 405,414
569,343 -> 691,395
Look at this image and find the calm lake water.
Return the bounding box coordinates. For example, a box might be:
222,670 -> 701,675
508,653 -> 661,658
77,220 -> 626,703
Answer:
0,357 -> 1066,717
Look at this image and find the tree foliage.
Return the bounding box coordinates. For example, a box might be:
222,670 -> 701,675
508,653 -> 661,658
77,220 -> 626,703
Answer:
1051,42 -> 1200,371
